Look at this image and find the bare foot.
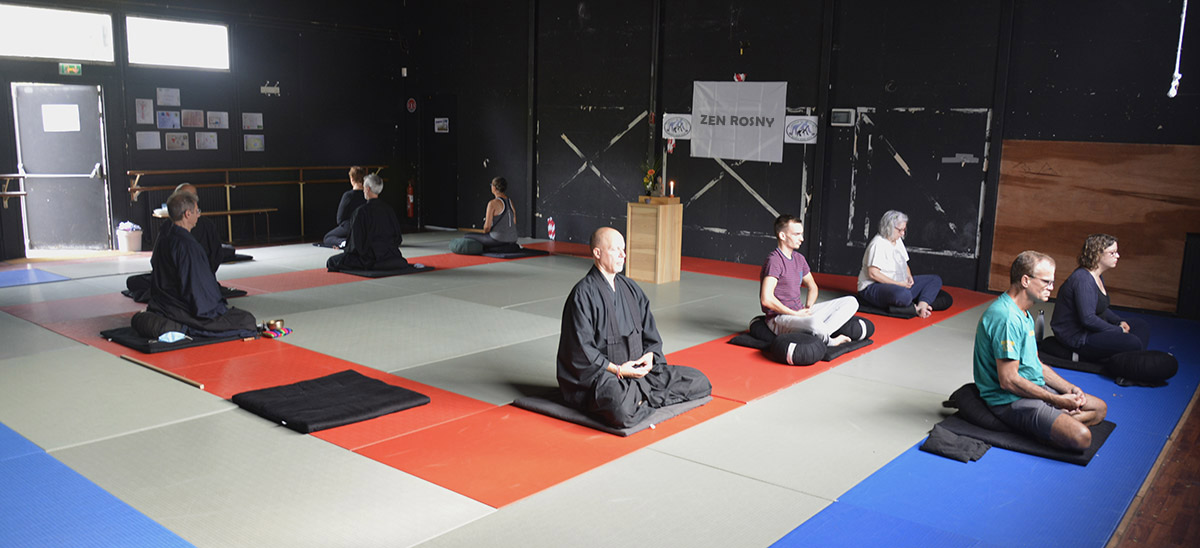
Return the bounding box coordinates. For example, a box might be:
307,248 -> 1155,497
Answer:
829,334 -> 851,346
916,302 -> 932,318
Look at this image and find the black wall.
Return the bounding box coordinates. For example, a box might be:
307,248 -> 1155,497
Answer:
5,0 -> 1197,289
1,0 -> 413,257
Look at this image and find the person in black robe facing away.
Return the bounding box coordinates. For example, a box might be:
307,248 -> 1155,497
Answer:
322,165 -> 368,248
131,191 -> 257,338
556,227 -> 712,428
125,183 -> 239,301
326,174 -> 410,272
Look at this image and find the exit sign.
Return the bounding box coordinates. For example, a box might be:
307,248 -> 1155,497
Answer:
59,63 -> 82,76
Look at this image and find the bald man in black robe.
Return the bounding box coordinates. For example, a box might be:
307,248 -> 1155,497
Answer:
557,227 -> 712,428
326,174 -> 410,272
131,191 -> 257,338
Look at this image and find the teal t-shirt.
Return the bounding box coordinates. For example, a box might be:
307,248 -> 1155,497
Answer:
973,293 -> 1045,406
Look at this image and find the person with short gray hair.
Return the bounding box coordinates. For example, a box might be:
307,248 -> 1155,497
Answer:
326,174 -> 410,272
856,210 -> 944,318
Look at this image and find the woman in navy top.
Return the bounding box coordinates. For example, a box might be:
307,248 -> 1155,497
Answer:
1050,234 -> 1150,360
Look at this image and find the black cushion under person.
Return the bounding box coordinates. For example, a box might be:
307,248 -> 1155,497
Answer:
855,289 -> 954,318
769,332 -> 826,366
944,383 -> 1011,433
1106,351 -> 1178,386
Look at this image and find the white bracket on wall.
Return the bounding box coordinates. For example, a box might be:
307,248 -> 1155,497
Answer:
260,81 -> 281,96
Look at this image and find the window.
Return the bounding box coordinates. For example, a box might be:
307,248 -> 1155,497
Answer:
126,16 -> 229,70
0,3 -> 114,62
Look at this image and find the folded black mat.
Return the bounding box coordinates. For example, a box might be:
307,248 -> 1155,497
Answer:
512,392 -> 712,436
337,264 -> 435,278
934,413 -> 1115,466
223,254 -> 254,264
232,370 -> 431,433
481,248 -> 550,259
101,326 -> 248,354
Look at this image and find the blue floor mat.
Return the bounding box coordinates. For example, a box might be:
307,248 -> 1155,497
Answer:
774,312 -> 1199,548
0,268 -> 69,288
0,425 -> 192,547
0,423 -> 42,463
772,501 -> 1004,548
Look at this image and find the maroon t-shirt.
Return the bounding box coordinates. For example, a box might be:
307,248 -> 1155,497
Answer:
760,247 -> 810,319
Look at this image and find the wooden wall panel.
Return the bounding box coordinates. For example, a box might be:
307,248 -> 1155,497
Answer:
990,140 -> 1200,312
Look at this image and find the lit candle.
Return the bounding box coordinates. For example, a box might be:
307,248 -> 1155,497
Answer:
669,180 -> 675,196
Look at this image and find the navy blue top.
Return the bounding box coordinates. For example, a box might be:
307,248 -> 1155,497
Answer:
1050,267 -> 1123,349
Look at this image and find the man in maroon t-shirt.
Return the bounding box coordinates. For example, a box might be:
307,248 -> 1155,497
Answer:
759,214 -> 859,346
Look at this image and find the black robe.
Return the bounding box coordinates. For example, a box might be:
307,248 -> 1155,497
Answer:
326,198 -> 409,271
125,216 -> 229,301
322,189 -> 366,247
556,265 -> 711,428
139,223 -> 256,337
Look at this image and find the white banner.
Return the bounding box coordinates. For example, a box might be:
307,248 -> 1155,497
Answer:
661,113 -> 692,140
690,81 -> 786,163
784,115 -> 819,144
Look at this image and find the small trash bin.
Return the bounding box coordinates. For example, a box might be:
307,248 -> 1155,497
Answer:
117,230 -> 143,252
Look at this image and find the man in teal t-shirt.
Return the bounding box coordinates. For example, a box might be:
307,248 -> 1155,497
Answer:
973,251 -> 1107,451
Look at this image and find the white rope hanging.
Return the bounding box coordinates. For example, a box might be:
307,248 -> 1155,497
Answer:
1168,0 -> 1188,97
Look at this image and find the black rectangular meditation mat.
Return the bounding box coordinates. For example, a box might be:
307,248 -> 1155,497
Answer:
101,326 -> 249,354
337,264 -> 435,278
935,413 -> 1116,466
512,392 -> 711,436
481,248 -> 550,259
231,370 -> 431,433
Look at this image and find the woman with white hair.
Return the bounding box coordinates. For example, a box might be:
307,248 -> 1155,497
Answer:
856,210 -> 943,318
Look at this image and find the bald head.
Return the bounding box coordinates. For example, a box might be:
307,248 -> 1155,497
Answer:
590,227 -> 626,277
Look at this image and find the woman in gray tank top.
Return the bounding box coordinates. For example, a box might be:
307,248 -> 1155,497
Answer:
465,177 -> 519,248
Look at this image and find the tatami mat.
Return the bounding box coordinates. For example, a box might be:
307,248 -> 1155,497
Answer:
0,346 -> 233,451
831,324 -> 977,397
0,311 -> 82,361
280,293 -> 561,371
50,411 -> 493,548
417,449 -> 828,548
396,334 -> 561,405
651,373 -> 947,501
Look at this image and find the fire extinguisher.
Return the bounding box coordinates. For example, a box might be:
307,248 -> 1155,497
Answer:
406,180 -> 415,218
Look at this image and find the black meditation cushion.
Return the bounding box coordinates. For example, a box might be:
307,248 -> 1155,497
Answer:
856,289 -> 954,318
337,264 -> 435,278
231,370 -> 430,433
769,332 -> 826,366
1106,350 -> 1178,385
450,237 -> 484,255
513,392 -> 712,437
834,315 -> 875,341
945,383 -> 1011,433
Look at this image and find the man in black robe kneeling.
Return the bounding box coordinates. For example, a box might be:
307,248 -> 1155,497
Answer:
326,173 -> 409,272
131,191 -> 257,338
556,227 -> 712,428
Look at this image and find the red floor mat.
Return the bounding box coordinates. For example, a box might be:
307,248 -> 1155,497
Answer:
222,269 -> 361,294
356,396 -> 742,508
411,252 -> 504,269
523,241 -> 591,257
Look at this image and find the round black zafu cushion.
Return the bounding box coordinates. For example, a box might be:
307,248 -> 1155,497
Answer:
834,315 -> 875,341
1105,350 -> 1178,384
931,289 -> 954,311
748,315 -> 776,344
947,383 -> 1011,433
768,332 -> 825,366
450,237 -> 483,255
